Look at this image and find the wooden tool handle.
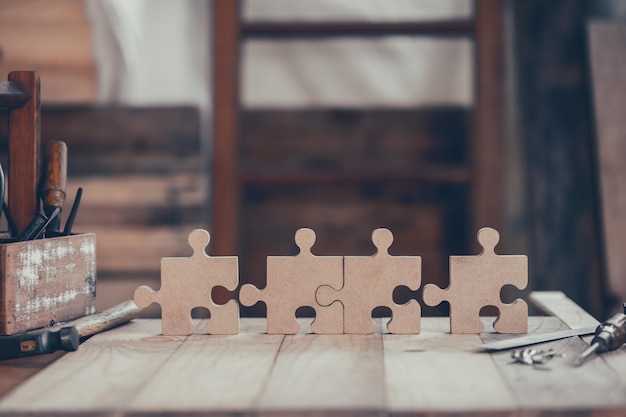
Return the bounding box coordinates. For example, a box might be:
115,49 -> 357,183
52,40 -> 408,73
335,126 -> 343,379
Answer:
41,140 -> 68,214
8,71 -> 40,234
66,300 -> 143,338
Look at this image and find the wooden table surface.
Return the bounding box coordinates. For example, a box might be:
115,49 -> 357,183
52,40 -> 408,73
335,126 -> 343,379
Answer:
0,291 -> 625,416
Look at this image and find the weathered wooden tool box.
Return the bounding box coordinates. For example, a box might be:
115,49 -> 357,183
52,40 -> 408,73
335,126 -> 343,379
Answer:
0,234 -> 97,335
0,71 -> 97,335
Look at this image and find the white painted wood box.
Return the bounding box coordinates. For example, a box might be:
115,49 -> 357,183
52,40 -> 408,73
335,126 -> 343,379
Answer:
0,234 -> 96,335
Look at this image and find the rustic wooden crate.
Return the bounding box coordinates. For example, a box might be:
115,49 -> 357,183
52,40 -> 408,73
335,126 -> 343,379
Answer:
0,233 -> 96,335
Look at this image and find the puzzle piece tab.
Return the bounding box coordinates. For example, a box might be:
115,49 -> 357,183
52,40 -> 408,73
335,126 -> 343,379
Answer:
239,228 -> 343,334
134,229 -> 239,336
422,227 -> 528,334
316,228 -> 421,334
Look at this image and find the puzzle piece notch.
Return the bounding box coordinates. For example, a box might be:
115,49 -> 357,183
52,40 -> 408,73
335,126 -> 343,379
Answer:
317,228 -> 421,334
422,227 -> 528,334
240,228 -> 343,334
134,229 -> 239,336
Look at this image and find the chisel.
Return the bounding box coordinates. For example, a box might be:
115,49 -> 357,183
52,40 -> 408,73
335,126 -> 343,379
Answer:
41,140 -> 67,234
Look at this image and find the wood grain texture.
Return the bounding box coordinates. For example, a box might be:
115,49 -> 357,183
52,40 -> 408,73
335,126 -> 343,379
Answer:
0,233 -> 96,335
0,351 -> 64,399
384,317 -> 516,414
480,317 -> 626,412
7,71 -> 40,233
588,21 -> 626,305
513,0 -> 604,318
1,312 -> 626,416
316,228 -> 421,334
41,140 -> 67,215
256,318 -> 385,416
134,229 -> 239,335
0,320 -> 191,416
126,319 -> 282,416
424,227 -> 528,333
0,107 -> 204,316
212,0 -> 241,257
473,0 -> 503,234
239,109 -> 469,174
530,291 -> 600,328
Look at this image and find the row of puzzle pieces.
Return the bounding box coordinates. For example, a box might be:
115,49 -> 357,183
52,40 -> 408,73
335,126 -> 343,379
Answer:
134,227 -> 528,336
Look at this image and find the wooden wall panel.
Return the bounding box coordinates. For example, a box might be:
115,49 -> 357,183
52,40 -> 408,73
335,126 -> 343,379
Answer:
237,109 -> 471,317
240,109 -> 469,173
512,0 -> 604,318
588,21 -> 626,309
0,0 -> 96,103
0,106 -> 204,315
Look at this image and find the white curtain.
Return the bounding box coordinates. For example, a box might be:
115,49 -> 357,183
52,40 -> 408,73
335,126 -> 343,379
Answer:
86,0 -> 472,109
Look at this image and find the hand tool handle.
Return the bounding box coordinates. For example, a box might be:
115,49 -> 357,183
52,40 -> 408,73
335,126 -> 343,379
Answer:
574,304 -> 626,366
0,326 -> 78,361
65,300 -> 143,338
8,71 -> 40,234
41,140 -> 67,232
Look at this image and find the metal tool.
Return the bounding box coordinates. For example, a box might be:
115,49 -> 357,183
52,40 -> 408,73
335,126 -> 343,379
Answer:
41,140 -> 67,233
17,206 -> 60,241
0,300 -> 143,361
479,326 -> 597,351
0,326 -> 79,361
510,347 -> 565,367
573,303 -> 626,367
63,187 -> 83,236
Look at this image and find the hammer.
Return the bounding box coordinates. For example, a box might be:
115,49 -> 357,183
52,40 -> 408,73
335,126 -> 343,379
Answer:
0,300 -> 143,361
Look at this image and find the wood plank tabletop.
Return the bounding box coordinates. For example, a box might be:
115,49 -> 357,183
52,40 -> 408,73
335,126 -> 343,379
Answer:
0,292 -> 625,417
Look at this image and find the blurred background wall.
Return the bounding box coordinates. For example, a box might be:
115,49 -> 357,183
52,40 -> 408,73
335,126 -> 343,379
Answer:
0,0 -> 624,319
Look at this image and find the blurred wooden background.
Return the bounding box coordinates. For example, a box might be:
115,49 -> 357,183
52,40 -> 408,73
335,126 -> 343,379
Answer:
1,0 -> 620,319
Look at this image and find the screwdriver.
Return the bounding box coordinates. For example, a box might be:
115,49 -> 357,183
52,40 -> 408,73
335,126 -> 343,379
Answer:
573,303 -> 626,366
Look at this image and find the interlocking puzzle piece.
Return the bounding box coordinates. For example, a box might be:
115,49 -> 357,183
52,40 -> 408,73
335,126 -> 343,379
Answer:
422,227 -> 528,334
239,228 -> 343,334
316,228 -> 421,334
134,229 -> 239,336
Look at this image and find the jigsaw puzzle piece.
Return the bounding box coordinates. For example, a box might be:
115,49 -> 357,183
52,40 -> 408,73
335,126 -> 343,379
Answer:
240,228 -> 343,334
317,228 -> 421,334
423,227 -> 528,334
493,299 -> 528,333
134,229 -> 239,336
135,285 -> 197,335
240,283 -> 300,334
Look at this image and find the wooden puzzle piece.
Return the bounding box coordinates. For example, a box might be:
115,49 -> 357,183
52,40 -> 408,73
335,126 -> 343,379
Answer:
239,228 -> 343,334
316,228 -> 421,334
422,227 -> 528,334
134,229 -> 239,336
